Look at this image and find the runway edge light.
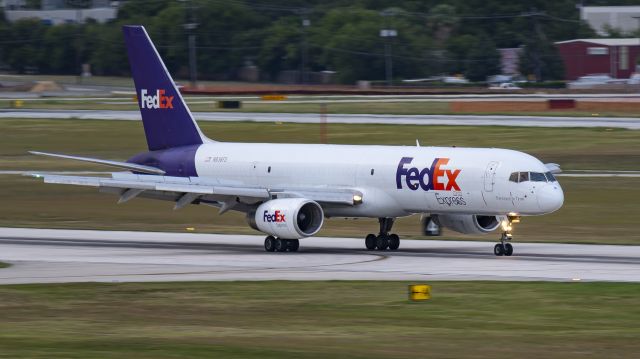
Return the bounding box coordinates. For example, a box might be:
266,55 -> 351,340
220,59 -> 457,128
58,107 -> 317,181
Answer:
409,284 -> 431,301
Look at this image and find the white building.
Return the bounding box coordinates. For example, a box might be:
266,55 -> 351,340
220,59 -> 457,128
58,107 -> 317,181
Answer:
2,0 -> 118,25
580,6 -> 640,36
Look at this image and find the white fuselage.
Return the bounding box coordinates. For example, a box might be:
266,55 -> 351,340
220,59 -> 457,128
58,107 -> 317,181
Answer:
194,142 -> 564,218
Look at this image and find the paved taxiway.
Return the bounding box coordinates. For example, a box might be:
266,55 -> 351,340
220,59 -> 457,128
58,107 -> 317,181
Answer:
2,110 -> 640,129
0,227 -> 638,284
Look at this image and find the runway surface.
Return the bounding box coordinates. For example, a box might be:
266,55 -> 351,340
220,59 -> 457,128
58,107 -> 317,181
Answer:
2,109 -> 640,129
1,227 -> 638,284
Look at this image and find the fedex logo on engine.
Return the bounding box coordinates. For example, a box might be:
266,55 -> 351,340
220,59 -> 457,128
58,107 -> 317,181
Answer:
263,210 -> 286,223
140,89 -> 174,109
396,157 -> 461,191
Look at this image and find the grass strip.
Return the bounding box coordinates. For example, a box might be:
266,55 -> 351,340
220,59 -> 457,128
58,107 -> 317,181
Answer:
0,281 -> 639,359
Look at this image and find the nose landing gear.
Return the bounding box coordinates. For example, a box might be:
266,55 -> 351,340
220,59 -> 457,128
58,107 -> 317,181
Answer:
365,218 -> 400,251
494,233 -> 513,256
494,215 -> 519,256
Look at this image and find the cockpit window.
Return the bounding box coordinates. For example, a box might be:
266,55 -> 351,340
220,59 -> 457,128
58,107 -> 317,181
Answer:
545,171 -> 557,182
530,172 -> 547,182
518,172 -> 529,182
510,171 -> 555,183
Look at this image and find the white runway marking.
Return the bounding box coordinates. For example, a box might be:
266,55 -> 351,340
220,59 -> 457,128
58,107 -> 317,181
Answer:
0,227 -> 638,284
1,110 -> 639,129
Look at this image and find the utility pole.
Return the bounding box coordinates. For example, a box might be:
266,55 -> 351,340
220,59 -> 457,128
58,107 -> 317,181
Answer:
298,9 -> 311,84
380,9 -> 397,87
633,16 -> 640,36
529,8 -> 546,82
180,0 -> 198,87
301,17 -> 310,84
67,0 -> 88,84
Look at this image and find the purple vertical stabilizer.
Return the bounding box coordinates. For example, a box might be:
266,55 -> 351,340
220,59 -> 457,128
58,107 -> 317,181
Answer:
122,25 -> 205,151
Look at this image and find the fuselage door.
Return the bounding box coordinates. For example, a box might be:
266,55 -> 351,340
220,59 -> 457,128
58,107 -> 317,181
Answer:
484,161 -> 499,192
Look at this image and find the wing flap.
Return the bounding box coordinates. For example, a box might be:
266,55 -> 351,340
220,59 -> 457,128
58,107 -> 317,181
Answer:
273,189 -> 362,206
32,173 -> 361,208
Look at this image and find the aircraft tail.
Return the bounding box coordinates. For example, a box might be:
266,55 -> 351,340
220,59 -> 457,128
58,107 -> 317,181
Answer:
122,25 -> 207,151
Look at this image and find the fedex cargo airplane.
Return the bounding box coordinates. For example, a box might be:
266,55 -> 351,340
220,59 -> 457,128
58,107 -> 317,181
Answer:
31,25 -> 564,256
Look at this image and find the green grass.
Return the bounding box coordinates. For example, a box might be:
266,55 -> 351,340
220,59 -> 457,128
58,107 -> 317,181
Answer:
2,118 -> 640,171
1,118 -> 639,244
0,281 -> 638,358
0,262 -> 10,269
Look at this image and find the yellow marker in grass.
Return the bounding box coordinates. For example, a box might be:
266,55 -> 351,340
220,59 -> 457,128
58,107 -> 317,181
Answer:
409,284 -> 431,301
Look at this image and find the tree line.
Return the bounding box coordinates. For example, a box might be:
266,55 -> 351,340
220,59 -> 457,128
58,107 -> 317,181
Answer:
0,0 -> 634,83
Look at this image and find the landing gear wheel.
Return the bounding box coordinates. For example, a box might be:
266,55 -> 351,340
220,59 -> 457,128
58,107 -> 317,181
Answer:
388,234 -> 400,250
376,235 -> 389,250
275,238 -> 287,252
288,239 -> 300,252
494,243 -> 505,256
504,243 -> 513,256
365,234 -> 377,250
264,236 -> 276,252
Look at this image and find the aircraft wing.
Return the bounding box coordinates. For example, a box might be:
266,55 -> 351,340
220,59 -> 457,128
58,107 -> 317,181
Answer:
31,172 -> 362,212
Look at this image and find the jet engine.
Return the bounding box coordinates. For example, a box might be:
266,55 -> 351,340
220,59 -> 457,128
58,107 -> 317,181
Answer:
430,214 -> 502,235
247,198 -> 324,239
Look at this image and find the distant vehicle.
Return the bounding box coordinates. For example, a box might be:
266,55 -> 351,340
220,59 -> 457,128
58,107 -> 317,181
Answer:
402,76 -> 470,84
29,25 -> 564,257
567,74 -> 613,89
627,73 -> 640,85
489,82 -> 522,90
577,74 -> 612,83
442,76 -> 470,84
487,74 -> 512,84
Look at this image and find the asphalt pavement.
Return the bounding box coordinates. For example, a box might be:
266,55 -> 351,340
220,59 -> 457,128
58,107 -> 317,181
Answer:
1,227 -> 638,284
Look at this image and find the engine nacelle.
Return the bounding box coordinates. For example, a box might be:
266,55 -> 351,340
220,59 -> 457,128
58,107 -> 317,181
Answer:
247,198 -> 324,239
435,214 -> 501,235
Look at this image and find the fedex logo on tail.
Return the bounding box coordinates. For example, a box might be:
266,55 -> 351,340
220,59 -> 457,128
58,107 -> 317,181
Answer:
396,157 -> 461,191
263,210 -> 286,223
140,89 -> 174,109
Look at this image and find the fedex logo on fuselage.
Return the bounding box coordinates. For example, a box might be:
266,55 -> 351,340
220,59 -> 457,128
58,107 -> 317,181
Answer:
140,89 -> 174,109
263,210 -> 286,223
396,157 -> 461,191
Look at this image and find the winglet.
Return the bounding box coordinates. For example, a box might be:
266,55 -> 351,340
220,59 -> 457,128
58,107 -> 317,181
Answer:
545,163 -> 562,174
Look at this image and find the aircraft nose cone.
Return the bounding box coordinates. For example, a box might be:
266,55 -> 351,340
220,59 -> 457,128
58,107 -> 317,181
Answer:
537,183 -> 564,213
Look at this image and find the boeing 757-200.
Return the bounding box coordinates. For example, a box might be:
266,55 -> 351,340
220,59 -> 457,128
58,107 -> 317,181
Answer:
30,25 -> 564,256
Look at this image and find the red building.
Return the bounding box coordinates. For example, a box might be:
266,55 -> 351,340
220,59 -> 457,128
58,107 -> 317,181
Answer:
555,38 -> 640,80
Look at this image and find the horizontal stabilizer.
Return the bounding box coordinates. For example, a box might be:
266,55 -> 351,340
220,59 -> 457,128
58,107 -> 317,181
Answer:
29,151 -> 165,175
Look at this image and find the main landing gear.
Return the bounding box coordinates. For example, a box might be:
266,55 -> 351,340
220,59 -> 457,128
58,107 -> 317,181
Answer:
365,218 -> 400,251
494,215 -> 519,256
264,235 -> 299,252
